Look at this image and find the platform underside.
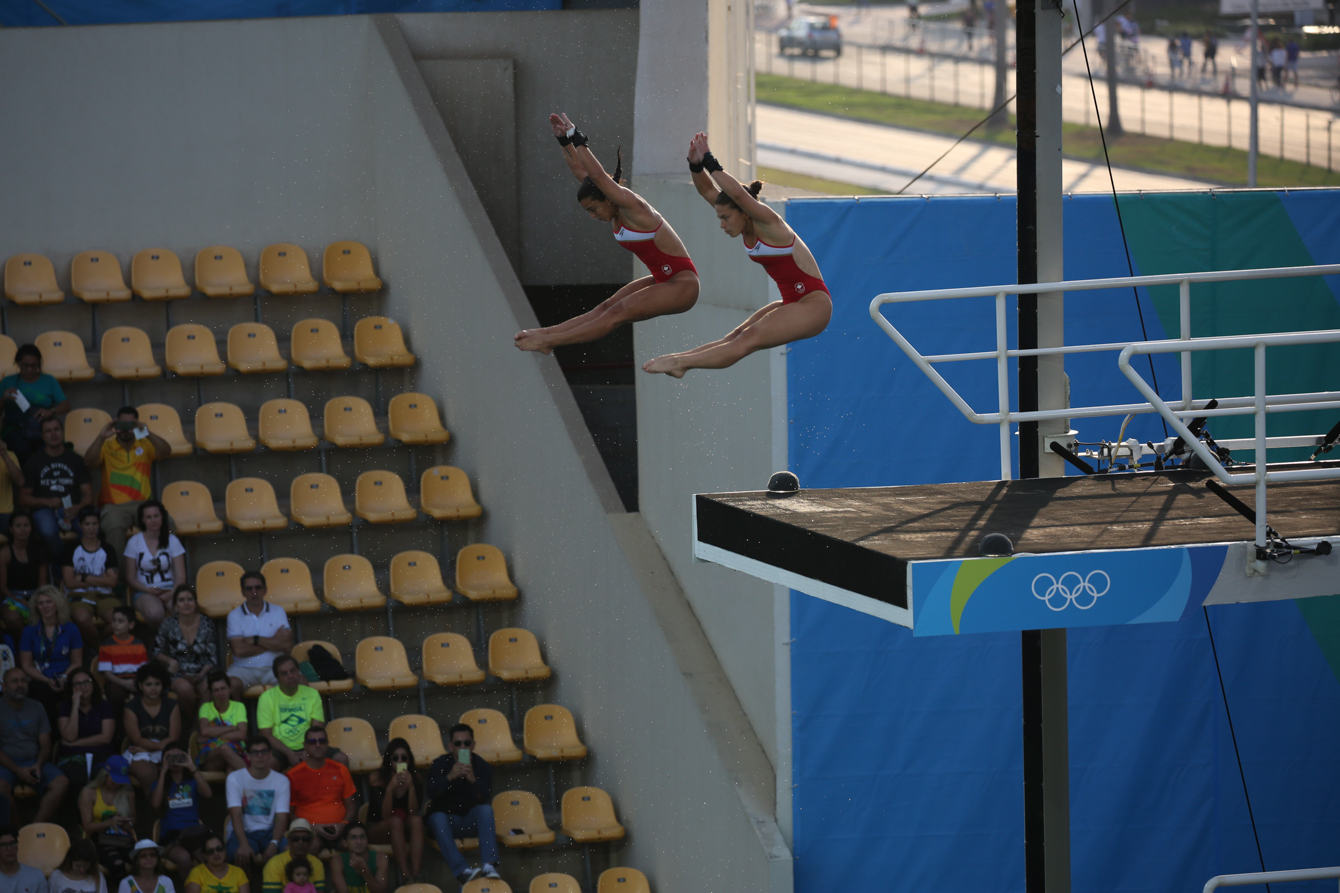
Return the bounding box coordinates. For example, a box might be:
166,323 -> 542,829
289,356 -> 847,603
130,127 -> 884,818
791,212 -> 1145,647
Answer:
694,462 -> 1340,632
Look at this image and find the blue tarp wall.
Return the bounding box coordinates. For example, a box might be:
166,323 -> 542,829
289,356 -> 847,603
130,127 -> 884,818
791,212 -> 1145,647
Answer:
783,190 -> 1340,893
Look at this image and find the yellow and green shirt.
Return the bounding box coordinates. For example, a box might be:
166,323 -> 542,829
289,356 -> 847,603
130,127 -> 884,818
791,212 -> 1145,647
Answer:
186,863 -> 248,893
97,436 -> 154,505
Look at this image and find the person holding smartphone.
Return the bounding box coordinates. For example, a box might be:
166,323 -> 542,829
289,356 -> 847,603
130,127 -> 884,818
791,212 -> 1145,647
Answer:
78,755 -> 136,883
423,725 -> 499,884
366,739 -> 423,880
82,407 -> 171,556
153,746 -> 212,881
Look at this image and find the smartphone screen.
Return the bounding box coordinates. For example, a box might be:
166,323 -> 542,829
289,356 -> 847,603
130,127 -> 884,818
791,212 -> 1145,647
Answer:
394,762 -> 407,774
457,748 -> 471,765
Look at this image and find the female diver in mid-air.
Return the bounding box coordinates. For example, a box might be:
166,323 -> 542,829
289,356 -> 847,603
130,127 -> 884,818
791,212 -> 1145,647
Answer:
642,133 -> 832,378
514,113 -> 700,354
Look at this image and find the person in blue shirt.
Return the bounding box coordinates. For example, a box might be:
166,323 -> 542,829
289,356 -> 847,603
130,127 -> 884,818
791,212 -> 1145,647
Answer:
153,744 -> 212,878
18,586 -> 82,724
0,345 -> 70,464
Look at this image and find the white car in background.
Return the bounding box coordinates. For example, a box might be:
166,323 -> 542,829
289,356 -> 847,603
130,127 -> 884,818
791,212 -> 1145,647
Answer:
779,16 -> 844,56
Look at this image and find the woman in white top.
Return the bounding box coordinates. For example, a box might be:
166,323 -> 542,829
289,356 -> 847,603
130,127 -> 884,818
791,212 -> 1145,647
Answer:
122,500 -> 185,629
117,841 -> 175,893
50,840 -> 109,893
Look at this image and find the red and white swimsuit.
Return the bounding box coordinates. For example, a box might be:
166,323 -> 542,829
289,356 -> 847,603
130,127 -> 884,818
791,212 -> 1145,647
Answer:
745,236 -> 829,304
613,221 -> 698,283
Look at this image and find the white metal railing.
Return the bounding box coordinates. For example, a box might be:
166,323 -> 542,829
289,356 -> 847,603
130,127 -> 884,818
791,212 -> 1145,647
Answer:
1204,865 -> 1340,893
868,263 -> 1340,558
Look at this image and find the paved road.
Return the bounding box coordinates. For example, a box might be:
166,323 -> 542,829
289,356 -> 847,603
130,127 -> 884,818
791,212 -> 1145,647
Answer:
757,103 -> 1214,193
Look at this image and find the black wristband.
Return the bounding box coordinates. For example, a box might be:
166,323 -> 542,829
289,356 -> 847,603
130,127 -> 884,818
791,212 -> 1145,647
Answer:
569,129 -> 588,147
556,134 -> 571,147
688,157 -> 705,173
701,152 -> 723,173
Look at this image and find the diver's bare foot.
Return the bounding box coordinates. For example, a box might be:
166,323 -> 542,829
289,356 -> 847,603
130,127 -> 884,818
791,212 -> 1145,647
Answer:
642,355 -> 686,378
515,331 -> 553,355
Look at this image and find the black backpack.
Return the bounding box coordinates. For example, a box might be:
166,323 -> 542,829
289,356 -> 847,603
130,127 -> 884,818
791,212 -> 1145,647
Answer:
306,644 -> 350,681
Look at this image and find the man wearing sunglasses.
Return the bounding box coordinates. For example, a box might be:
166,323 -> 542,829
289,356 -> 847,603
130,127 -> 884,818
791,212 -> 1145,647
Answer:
424,725 -> 500,883
0,825 -> 47,893
286,728 -> 355,852
225,571 -> 293,702
225,739 -> 290,868
261,819 -> 327,893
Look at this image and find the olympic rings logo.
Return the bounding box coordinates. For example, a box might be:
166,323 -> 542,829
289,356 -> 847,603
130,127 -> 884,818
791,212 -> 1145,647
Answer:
1031,570 -> 1110,611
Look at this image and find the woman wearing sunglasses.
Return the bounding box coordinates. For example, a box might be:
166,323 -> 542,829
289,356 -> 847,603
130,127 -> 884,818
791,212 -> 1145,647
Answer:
184,835 -> 249,893
366,738 -> 423,880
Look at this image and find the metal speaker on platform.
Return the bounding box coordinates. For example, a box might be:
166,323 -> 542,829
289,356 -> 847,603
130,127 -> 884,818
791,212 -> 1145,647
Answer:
978,532 -> 1014,556
766,471 -> 800,498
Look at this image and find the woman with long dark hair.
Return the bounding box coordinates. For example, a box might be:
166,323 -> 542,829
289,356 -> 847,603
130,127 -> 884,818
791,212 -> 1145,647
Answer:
514,112 -> 699,354
122,500 -> 186,629
0,507 -> 47,638
643,132 -> 832,377
56,666 -> 116,788
365,737 -> 424,880
153,585 -> 217,718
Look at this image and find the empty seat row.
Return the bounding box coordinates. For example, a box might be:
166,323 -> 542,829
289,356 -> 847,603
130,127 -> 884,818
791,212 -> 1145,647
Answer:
35,316 -> 414,384
309,628 -> 551,691
3,241 -> 381,305
194,544 -> 512,615
414,867 -> 646,893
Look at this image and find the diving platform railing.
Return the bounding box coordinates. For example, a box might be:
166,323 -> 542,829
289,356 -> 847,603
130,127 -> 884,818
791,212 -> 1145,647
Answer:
1204,865 -> 1340,893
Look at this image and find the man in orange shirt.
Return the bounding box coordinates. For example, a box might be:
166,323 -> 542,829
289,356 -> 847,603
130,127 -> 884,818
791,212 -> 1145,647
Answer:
286,726 -> 355,852
82,406 -> 171,554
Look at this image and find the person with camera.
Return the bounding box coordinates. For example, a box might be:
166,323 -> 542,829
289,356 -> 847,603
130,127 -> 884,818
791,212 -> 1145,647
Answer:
423,725 -> 499,884
152,745 -> 212,880
0,665 -> 68,824
82,407 -> 171,556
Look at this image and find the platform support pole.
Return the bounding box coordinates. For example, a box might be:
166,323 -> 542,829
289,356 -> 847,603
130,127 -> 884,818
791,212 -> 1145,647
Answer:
1018,0 -> 1071,890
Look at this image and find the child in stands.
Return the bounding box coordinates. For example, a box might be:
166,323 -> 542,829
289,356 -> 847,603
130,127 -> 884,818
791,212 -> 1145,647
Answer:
98,605 -> 148,712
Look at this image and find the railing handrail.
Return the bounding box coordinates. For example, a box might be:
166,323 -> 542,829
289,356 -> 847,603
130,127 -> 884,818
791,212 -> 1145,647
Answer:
1204,865 -> 1340,893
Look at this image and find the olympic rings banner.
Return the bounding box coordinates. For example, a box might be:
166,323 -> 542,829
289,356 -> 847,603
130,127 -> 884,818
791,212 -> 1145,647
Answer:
910,543 -> 1230,636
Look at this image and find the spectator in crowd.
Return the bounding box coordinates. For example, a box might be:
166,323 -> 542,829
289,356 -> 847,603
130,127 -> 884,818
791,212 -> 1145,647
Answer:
0,825 -> 48,893
285,726 -> 354,850
257,656 -> 328,771
1167,37 -> 1182,78
1286,36 -> 1300,87
153,745 -> 211,879
0,666 -> 67,823
0,508 -> 48,639
154,586 -> 218,718
329,824 -> 386,893
261,821 -> 324,893
117,840 -> 173,893
183,836 -> 247,893
0,440 -> 24,541
17,586 -> 82,722
424,724 -> 500,884
281,860 -> 313,893
97,606 -> 149,713
49,840 -> 107,893
226,572 -> 292,702
1202,30 -> 1218,76
83,408 -> 171,557
60,507 -> 118,648
19,415 -> 92,568
55,667 -> 115,789
122,501 -> 185,630
0,634 -> 12,704
225,739 -> 290,868
1270,38 -> 1287,86
78,755 -> 136,883
123,662 -> 181,790
197,671 -> 247,773
0,345 -> 71,463
366,738 -> 423,881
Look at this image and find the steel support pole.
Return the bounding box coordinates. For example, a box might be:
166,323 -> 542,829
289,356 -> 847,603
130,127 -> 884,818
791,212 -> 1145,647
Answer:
1249,0 -> 1259,186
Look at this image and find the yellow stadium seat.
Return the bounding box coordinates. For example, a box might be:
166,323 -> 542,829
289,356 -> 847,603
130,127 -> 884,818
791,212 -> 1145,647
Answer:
259,399 -> 318,451
388,393 -> 450,445
355,470 -> 417,524
290,472 -> 351,528
461,882 -> 510,893
131,249 -> 191,300
422,632 -> 483,686
390,551 -> 452,607
34,331 -> 94,383
0,335 -> 16,376
225,478 -> 287,531
260,243 -> 319,295
323,396 -> 384,447
138,403 -> 193,457
494,792 -> 555,848
328,716 -> 379,773
322,554 -> 385,611
488,629 -> 551,683
596,868 -> 650,893
524,705 -> 587,761
529,875 -> 580,893
4,254 -> 63,305
395,885 -> 445,893
165,324 -> 226,377
65,408 -> 112,458
293,641 -> 354,694
291,318 -> 351,371
354,317 -> 415,368
18,822 -> 69,878
195,246 -> 254,298
195,402 -> 256,454
459,708 -> 523,765
71,251 -> 131,303
100,326 -> 160,380
356,637 -> 419,691
161,481 -> 224,536
323,241 -> 383,293
419,466 -> 483,521
389,714 -> 446,764
560,787 -> 625,843
196,560 -> 244,619
261,559 -> 323,616
227,322 -> 287,374
455,544 -> 518,603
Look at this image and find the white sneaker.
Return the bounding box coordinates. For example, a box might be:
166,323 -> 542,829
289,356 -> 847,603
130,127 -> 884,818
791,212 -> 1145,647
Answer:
458,867 -> 483,883
482,864 -> 502,880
